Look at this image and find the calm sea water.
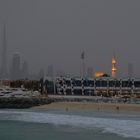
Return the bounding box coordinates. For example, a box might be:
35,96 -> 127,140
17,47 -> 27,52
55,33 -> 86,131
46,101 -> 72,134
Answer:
0,109 -> 140,140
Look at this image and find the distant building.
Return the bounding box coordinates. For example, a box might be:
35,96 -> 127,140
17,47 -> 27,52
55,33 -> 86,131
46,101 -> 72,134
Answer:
95,72 -> 107,78
10,53 -> 21,80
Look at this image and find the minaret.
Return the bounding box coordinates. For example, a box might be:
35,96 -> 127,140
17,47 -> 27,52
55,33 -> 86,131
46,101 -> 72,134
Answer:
1,23 -> 7,79
112,55 -> 117,78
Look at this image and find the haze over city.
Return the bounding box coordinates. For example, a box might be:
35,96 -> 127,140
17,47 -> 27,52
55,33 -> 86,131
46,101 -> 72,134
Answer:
0,0 -> 140,77
1,1 -> 140,140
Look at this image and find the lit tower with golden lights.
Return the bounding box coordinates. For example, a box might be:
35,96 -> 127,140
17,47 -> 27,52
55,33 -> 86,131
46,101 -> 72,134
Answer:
112,55 -> 117,78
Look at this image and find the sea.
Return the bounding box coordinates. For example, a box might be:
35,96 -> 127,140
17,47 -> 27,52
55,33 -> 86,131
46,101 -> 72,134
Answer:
0,109 -> 140,140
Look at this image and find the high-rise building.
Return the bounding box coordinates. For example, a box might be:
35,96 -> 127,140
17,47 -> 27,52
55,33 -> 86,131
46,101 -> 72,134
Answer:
0,23 -> 7,79
10,53 -> 21,80
111,55 -> 117,78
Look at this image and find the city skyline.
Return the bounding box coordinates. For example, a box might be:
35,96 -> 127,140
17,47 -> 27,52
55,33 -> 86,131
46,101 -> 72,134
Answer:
0,23 -> 137,79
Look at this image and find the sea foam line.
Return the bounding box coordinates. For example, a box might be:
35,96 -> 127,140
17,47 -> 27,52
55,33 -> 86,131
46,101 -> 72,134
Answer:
0,110 -> 140,138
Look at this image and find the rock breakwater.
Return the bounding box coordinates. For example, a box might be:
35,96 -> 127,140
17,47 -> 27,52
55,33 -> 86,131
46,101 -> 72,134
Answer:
0,97 -> 53,109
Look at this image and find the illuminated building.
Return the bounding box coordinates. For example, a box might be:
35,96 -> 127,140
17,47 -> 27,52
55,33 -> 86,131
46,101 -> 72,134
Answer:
95,72 -> 104,78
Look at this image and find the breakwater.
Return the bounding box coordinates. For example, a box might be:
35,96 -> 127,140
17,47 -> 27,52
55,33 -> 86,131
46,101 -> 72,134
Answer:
0,95 -> 140,109
0,97 -> 53,109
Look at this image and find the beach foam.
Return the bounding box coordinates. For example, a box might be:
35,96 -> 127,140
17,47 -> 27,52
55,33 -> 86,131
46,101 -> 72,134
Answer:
0,110 -> 140,138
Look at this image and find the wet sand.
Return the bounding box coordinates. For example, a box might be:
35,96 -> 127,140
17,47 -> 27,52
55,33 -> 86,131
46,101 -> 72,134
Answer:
34,102 -> 140,112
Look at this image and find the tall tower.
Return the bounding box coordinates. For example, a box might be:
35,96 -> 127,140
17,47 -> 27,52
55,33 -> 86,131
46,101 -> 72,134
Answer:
112,55 -> 117,78
1,23 -> 7,79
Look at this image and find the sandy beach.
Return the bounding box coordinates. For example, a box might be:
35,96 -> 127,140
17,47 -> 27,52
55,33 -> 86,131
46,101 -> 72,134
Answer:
34,102 -> 140,112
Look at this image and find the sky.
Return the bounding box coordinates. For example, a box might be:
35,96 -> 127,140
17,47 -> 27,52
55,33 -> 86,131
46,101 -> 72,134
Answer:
0,0 -> 140,77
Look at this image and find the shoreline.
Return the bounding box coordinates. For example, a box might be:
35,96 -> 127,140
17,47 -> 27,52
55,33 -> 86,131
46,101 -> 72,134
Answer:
0,95 -> 140,112
34,101 -> 140,113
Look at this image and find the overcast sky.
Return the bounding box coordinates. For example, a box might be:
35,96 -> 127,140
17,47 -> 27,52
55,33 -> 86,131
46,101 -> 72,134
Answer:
0,0 -> 140,77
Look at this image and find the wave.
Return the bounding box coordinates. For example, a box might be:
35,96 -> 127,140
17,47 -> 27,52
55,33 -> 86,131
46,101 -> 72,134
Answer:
0,110 -> 140,138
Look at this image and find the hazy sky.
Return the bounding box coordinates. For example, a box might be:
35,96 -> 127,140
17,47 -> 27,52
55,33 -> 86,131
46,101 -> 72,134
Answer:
0,0 -> 140,77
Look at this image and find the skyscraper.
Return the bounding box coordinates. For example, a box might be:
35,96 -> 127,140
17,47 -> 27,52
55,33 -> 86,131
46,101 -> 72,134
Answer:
0,23 -> 7,79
